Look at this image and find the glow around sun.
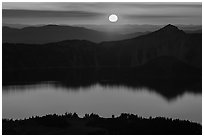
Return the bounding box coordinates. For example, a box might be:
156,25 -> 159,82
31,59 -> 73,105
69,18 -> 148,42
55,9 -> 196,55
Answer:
109,14 -> 118,23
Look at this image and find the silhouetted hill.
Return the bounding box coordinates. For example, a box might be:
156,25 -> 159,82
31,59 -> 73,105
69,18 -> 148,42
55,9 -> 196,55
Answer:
97,24 -> 201,68
2,25 -> 147,43
2,113 -> 201,135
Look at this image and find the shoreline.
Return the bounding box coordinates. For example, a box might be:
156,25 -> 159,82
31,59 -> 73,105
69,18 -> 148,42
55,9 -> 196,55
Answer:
3,113 -> 202,135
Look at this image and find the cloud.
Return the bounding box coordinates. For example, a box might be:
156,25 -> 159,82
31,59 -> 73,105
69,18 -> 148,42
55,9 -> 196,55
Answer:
124,14 -> 201,19
120,2 -> 202,8
3,9 -> 105,19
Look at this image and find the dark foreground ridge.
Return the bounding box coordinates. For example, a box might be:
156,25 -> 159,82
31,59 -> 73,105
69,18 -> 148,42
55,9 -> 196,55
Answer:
3,113 -> 201,135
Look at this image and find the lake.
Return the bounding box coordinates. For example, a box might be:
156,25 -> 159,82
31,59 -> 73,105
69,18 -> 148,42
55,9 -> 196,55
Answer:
2,83 -> 202,124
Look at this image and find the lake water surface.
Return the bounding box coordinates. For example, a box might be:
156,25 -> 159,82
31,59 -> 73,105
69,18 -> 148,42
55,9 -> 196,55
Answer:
2,83 -> 202,124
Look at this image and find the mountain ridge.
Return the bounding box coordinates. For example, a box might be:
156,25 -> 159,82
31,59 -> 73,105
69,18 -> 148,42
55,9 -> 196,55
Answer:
3,25 -> 148,44
3,24 -> 201,69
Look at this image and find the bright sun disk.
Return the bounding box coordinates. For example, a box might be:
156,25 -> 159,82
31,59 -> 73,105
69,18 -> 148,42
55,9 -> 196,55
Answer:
109,14 -> 118,23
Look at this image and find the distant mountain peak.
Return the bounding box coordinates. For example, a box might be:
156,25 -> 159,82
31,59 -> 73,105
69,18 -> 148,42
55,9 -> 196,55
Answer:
157,24 -> 184,34
163,24 -> 179,30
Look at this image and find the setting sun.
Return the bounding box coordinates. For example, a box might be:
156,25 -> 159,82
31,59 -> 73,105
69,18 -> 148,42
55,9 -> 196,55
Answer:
109,14 -> 118,23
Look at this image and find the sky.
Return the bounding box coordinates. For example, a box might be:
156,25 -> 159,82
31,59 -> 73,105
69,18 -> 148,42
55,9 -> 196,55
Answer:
2,2 -> 202,25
